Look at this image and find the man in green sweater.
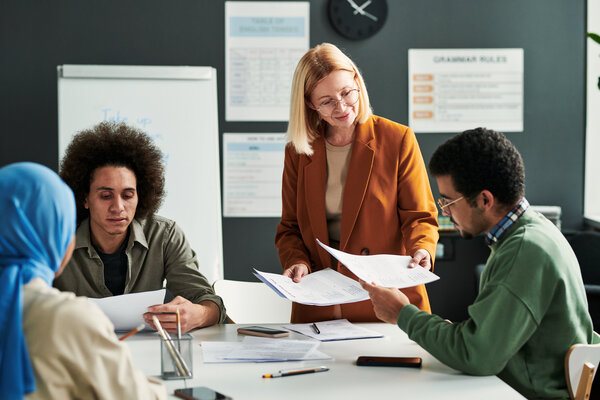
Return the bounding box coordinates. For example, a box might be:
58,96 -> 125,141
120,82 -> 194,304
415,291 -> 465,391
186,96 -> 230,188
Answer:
361,128 -> 596,399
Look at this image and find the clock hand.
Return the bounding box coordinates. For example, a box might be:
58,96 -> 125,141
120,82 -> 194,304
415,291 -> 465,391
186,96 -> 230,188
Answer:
346,0 -> 378,22
360,9 -> 378,21
353,0 -> 372,15
346,0 -> 363,13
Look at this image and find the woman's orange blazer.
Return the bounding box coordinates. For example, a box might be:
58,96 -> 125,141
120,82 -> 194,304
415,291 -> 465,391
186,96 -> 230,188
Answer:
275,115 -> 439,323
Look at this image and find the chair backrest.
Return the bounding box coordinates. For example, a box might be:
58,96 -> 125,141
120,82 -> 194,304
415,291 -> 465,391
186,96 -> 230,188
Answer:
213,279 -> 292,324
567,231 -> 600,285
565,342 -> 600,399
566,231 -> 600,328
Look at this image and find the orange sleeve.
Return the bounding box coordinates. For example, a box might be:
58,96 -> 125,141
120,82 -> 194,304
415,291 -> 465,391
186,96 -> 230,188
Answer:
396,126 -> 439,268
274,144 -> 311,272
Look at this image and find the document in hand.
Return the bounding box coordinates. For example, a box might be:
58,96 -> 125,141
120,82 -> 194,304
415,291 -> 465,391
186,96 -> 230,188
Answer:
252,268 -> 369,306
317,239 -> 440,288
283,319 -> 384,341
89,289 -> 166,331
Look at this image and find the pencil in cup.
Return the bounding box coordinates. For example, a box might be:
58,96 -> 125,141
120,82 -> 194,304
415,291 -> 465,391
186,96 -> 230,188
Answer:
176,308 -> 181,352
152,315 -> 192,378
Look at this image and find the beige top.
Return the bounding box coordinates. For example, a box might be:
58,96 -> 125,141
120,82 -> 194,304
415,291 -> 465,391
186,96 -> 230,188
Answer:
325,140 -> 353,244
23,278 -> 166,400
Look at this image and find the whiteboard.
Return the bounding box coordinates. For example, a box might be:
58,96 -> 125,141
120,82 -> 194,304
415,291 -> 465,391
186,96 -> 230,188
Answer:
57,64 -> 223,283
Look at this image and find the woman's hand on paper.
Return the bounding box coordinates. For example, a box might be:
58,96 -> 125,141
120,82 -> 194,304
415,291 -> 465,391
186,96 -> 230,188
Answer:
409,249 -> 432,270
283,263 -> 309,283
144,296 -> 220,333
359,280 -> 410,324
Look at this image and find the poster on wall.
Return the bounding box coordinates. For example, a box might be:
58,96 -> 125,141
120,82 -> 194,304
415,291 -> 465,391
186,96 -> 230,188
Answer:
225,1 -> 309,121
408,48 -> 524,133
223,133 -> 286,217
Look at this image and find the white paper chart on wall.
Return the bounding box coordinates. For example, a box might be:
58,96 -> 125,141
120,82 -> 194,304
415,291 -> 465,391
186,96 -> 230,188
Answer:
225,1 -> 309,121
57,64 -> 223,283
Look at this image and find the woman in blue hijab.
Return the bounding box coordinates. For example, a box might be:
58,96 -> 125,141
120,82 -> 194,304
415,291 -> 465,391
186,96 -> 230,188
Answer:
0,162 -> 165,399
0,162 -> 75,398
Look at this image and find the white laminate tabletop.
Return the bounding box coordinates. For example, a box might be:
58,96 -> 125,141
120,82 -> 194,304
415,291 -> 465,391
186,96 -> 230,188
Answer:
126,323 -> 524,400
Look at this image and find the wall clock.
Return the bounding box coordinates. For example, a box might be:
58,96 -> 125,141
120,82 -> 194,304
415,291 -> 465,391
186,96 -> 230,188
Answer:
328,0 -> 388,41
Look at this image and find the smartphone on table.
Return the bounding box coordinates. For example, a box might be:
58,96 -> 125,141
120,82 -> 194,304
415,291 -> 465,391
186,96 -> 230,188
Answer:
356,356 -> 422,368
236,325 -> 290,338
174,386 -> 232,400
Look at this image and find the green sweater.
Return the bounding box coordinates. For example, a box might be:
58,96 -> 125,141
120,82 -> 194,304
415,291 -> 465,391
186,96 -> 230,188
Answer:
398,209 -> 595,399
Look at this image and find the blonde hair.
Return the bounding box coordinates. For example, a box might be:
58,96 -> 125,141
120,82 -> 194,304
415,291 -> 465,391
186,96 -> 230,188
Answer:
287,43 -> 372,155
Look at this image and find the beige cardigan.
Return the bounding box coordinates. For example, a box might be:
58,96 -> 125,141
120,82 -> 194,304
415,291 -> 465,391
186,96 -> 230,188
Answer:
23,278 -> 165,400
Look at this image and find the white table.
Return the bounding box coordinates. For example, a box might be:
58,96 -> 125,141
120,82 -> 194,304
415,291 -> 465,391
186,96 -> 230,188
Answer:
126,323 -> 525,399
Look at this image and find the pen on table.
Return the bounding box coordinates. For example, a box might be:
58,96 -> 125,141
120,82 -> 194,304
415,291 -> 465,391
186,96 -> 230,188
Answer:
152,315 -> 190,377
263,366 -> 329,379
119,323 -> 146,341
312,322 -> 320,334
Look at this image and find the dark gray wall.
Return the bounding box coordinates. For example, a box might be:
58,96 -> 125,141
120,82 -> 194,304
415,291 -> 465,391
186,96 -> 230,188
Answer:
0,0 -> 586,319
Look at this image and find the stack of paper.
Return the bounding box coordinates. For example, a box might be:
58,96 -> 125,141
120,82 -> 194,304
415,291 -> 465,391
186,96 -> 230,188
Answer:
253,268 -> 369,306
201,336 -> 332,363
253,241 -> 440,307
283,319 -> 383,342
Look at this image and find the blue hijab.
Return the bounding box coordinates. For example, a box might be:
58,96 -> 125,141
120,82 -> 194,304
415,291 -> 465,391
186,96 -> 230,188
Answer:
0,162 -> 76,399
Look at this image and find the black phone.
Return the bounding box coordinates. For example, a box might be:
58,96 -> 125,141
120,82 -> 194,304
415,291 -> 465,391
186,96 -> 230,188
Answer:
174,386 -> 232,400
236,326 -> 290,338
356,356 -> 422,368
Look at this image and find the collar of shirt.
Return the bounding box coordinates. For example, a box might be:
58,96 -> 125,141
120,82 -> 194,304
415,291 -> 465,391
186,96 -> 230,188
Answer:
75,217 -> 149,257
486,197 -> 530,245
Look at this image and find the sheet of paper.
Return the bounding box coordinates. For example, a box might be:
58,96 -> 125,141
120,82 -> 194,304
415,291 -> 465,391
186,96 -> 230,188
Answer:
201,341 -> 247,364
253,268 -> 369,306
89,289 -> 165,331
201,337 -> 331,363
284,319 -> 384,342
317,240 -> 440,288
223,133 -> 285,217
224,336 -> 319,361
408,48 -> 524,133
225,2 -> 309,121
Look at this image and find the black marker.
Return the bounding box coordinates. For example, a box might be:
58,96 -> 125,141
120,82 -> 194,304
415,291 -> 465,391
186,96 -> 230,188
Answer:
311,322 -> 320,334
263,366 -> 329,378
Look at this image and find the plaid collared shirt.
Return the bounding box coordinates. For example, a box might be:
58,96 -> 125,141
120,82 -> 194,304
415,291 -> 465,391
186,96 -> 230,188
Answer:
485,197 -> 530,245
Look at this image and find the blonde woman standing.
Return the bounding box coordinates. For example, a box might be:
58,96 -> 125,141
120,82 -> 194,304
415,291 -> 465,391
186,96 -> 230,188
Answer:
276,43 -> 439,323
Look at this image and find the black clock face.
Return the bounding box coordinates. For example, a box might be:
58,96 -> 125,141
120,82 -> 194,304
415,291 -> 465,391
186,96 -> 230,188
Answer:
328,0 -> 388,40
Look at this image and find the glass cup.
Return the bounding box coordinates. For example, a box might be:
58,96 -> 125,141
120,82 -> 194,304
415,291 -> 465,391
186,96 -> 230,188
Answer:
160,333 -> 193,380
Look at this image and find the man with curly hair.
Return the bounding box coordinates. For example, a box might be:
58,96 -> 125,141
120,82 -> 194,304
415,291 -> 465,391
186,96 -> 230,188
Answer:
361,128 -> 596,399
54,122 -> 225,333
